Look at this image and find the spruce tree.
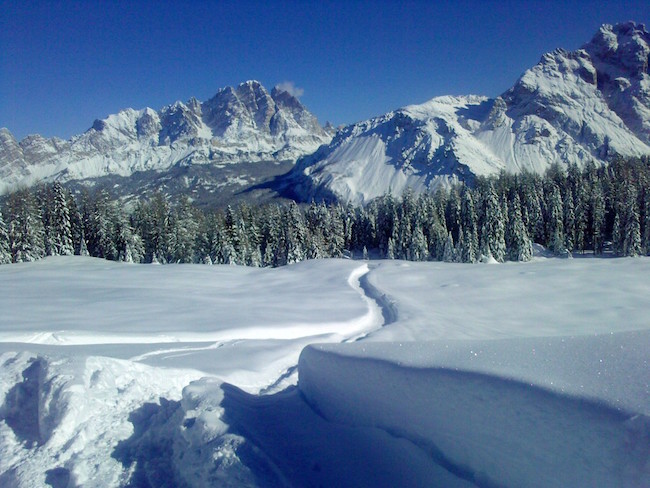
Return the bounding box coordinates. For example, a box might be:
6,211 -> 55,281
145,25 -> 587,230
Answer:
0,210 -> 11,264
480,183 -> 506,262
48,183 -> 74,256
442,232 -> 455,263
460,187 -> 479,263
643,193 -> 650,255
170,197 -> 199,263
612,213 -> 622,255
67,191 -> 88,255
327,205 -> 345,258
386,237 -> 395,259
284,202 -> 308,264
408,225 -> 429,261
506,194 -> 533,261
5,188 -> 45,263
562,189 -> 576,252
546,185 -> 566,255
573,182 -> 589,254
622,185 -> 642,257
522,176 -> 544,243
590,181 -> 606,254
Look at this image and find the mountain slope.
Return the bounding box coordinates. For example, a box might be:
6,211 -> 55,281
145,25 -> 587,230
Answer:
0,81 -> 332,204
285,22 -> 650,205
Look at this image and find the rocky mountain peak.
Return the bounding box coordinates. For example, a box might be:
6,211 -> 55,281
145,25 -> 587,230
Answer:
0,80 -> 332,198
284,22 -> 650,205
584,22 -> 649,78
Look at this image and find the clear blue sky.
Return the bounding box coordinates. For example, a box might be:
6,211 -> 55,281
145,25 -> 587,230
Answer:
1,0 -> 648,140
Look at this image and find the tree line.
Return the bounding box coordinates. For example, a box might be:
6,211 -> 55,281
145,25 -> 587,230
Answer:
1,156 -> 649,267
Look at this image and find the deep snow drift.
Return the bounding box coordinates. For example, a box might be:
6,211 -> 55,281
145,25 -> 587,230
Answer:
0,256 -> 649,487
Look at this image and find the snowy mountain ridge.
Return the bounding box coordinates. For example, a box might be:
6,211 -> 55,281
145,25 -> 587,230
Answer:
2,22 -> 650,205
0,81 -> 332,200
286,22 -> 650,204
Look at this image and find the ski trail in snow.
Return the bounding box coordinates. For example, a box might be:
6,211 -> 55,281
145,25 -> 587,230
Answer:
342,263 -> 385,341
349,263 -> 397,341
261,263 -> 387,393
128,264 -> 386,387
128,341 -> 226,362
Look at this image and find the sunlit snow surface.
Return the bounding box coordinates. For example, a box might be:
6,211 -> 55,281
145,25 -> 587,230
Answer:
0,256 -> 648,487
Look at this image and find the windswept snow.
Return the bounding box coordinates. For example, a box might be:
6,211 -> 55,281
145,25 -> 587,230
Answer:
1,256 -> 649,487
299,334 -> 650,488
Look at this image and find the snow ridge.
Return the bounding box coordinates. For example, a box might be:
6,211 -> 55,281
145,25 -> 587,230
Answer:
299,337 -> 650,488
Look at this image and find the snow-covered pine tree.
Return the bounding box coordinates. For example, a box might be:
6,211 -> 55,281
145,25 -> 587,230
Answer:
374,193 -> 395,256
455,226 -> 465,262
622,185 -> 642,257
445,187 -> 461,243
546,184 -> 566,255
261,205 -> 285,267
589,180 -> 606,254
113,208 -> 143,263
170,197 -> 200,263
327,205 -> 345,258
284,202 -> 308,264
506,194 -> 533,261
643,192 -> 650,255
34,185 -> 53,256
386,237 -> 395,259
223,205 -> 243,264
47,183 -> 74,256
242,206 -> 262,267
479,183 -> 506,262
396,210 -> 411,260
573,181 -> 589,254
0,210 -> 11,264
408,225 -> 429,261
611,212 -> 622,255
460,187 -> 479,263
194,211 -> 218,264
442,232 -> 455,263
5,188 -> 45,263
305,201 -> 329,258
562,188 -> 576,252
87,190 -> 121,261
66,191 -> 88,256
135,192 -> 174,263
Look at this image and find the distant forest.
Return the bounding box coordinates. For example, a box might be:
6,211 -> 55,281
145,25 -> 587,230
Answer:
1,156 -> 649,267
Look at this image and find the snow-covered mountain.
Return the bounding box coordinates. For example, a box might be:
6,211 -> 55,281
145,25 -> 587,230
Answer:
3,23 -> 650,206
286,22 -> 650,204
0,81 -> 332,204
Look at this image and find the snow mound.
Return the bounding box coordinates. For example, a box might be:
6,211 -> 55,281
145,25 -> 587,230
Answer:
0,351 -> 203,487
299,332 -> 650,487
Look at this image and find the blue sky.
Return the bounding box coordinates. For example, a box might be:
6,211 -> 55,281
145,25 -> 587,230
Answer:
1,1 -> 648,140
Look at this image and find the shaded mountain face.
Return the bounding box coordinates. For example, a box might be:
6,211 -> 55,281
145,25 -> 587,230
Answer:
0,81 -> 331,204
284,22 -> 650,205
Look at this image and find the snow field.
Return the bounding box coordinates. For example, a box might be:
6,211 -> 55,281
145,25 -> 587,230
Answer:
0,256 -> 649,486
362,257 -> 650,341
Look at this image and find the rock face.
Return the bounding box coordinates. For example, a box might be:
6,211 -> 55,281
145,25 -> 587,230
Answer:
0,81 -> 331,204
286,22 -> 650,205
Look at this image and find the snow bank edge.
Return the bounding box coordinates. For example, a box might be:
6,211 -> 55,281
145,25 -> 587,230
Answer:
298,344 -> 650,488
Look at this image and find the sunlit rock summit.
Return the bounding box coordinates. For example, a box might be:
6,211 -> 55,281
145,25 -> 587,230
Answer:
0,81 -> 332,204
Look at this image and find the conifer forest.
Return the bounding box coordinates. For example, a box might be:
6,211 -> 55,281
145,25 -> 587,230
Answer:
1,157 -> 649,267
